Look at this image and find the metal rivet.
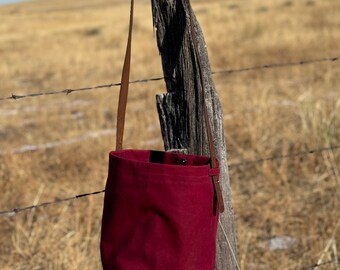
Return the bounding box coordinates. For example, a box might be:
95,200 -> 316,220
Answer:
180,159 -> 187,165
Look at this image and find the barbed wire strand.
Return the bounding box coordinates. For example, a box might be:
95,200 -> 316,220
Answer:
0,56 -> 338,101
299,257 -> 340,270
0,143 -> 339,217
0,77 -> 164,101
228,144 -> 340,169
0,189 -> 105,217
213,56 -> 339,75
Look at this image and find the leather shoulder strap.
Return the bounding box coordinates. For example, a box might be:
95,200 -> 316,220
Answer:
186,0 -> 225,213
116,0 -> 134,151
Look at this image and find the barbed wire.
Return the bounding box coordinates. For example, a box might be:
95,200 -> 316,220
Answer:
228,144 -> 340,169
0,56 -> 338,102
299,257 -> 340,270
0,143 -> 339,217
0,76 -> 164,101
0,189 -> 105,217
213,56 -> 339,75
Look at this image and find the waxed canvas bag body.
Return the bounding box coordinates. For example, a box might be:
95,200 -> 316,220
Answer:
100,0 -> 224,269
101,150 -> 219,269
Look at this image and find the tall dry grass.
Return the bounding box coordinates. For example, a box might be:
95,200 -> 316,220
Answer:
0,0 -> 339,269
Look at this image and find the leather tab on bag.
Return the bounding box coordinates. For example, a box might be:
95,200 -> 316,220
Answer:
208,168 -> 220,177
212,175 -> 225,213
209,167 -> 224,213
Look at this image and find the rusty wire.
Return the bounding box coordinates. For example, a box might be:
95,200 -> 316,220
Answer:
0,56 -> 338,101
0,189 -> 105,217
299,257 -> 340,270
228,144 -> 340,169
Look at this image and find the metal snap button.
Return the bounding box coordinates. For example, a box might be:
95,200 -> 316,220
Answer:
180,159 -> 187,165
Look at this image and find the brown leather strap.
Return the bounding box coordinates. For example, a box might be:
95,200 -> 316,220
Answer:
116,0 -> 134,151
186,0 -> 225,213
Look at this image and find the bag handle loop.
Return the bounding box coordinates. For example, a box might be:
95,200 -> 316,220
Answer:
115,0 -> 224,213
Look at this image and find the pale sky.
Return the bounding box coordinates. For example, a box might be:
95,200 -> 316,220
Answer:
0,0 -> 28,4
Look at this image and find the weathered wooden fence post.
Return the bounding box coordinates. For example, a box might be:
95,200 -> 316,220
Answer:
151,0 -> 239,269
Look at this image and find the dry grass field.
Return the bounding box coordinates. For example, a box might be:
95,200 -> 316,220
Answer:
0,0 -> 339,269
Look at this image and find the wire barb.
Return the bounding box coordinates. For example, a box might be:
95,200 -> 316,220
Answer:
0,56 -> 338,101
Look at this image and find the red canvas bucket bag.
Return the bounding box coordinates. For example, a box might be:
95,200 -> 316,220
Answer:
100,0 -> 224,269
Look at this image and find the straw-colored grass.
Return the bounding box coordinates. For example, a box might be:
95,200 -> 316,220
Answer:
0,0 -> 339,269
